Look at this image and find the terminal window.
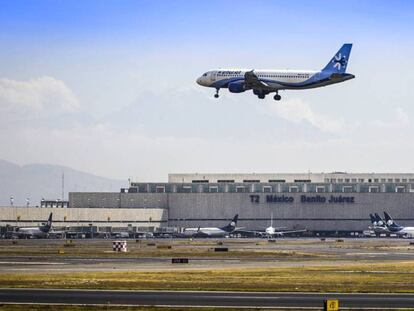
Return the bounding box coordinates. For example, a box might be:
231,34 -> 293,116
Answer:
156,187 -> 165,193
343,186 -> 353,193
236,186 -> 245,193
263,186 -> 272,193
209,187 -> 218,193
268,179 -> 286,183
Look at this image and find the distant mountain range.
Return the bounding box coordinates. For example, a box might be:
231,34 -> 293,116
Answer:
0,159 -> 126,206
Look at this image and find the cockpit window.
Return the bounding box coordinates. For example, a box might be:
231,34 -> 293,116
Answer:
202,73 -> 208,77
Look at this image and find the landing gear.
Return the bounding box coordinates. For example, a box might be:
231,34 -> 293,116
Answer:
214,88 -> 220,98
253,89 -> 269,99
273,94 -> 281,101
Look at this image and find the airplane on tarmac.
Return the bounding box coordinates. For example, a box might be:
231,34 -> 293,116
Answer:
196,43 -> 354,100
383,212 -> 414,238
15,213 -> 53,238
235,212 -> 306,238
182,214 -> 239,238
368,213 -> 389,234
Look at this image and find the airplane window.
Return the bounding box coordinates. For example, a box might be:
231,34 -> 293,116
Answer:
203,73 -> 207,77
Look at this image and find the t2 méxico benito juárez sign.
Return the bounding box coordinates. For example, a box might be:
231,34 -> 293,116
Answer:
249,194 -> 355,204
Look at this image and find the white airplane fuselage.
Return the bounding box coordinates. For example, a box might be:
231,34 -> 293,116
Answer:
392,227 -> 414,238
197,69 -> 353,91
17,227 -> 48,238
183,227 -> 228,237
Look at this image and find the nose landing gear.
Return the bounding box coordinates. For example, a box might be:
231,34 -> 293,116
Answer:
214,88 -> 220,98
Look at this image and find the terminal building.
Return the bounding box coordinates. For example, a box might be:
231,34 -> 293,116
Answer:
1,172 -> 414,236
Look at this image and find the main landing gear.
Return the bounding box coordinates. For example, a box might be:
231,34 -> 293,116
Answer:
273,92 -> 281,101
214,88 -> 220,98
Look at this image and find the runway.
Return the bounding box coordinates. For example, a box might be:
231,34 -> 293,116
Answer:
1,288 -> 414,309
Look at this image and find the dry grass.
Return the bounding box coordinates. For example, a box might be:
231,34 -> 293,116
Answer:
2,262 -> 414,293
0,239 -> 321,258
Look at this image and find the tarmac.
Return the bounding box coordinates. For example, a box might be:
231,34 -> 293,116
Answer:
2,288 -> 414,308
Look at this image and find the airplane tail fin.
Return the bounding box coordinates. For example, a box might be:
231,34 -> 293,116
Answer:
221,214 -> 238,232
45,213 -> 53,231
369,214 -> 376,225
47,213 -> 53,227
383,212 -> 400,228
322,44 -> 352,73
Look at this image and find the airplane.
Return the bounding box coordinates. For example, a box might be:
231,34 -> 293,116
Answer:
182,214 -> 238,238
235,212 -> 306,238
383,212 -> 414,238
262,213 -> 306,238
368,213 -> 389,234
15,213 -> 53,238
196,43 -> 354,100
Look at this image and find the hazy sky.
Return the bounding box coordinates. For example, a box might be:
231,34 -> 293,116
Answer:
1,0 -> 414,181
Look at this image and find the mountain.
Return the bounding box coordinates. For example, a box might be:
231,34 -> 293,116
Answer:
0,159 -> 126,206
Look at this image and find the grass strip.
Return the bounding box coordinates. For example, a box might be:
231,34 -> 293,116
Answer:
2,262 -> 414,293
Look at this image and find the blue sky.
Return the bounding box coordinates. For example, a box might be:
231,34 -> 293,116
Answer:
1,1 -> 414,180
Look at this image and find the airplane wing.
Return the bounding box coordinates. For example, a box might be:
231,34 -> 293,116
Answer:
244,70 -> 270,89
274,229 -> 307,236
233,229 -> 266,237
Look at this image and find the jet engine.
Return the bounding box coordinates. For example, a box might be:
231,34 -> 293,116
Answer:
228,81 -> 246,93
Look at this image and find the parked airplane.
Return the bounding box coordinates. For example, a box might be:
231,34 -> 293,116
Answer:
16,213 -> 53,238
235,212 -> 306,238
196,43 -> 354,100
368,213 -> 389,234
182,214 -> 238,238
384,212 -> 414,238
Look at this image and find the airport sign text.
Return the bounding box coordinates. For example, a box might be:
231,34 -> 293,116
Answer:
249,195 -> 355,204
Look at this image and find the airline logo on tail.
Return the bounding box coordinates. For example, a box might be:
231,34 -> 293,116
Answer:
322,43 -> 352,73
333,53 -> 347,70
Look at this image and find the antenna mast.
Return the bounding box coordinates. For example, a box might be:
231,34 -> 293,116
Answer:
61,172 -> 65,200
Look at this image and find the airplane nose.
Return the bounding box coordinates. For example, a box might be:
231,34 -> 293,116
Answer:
196,77 -> 203,85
